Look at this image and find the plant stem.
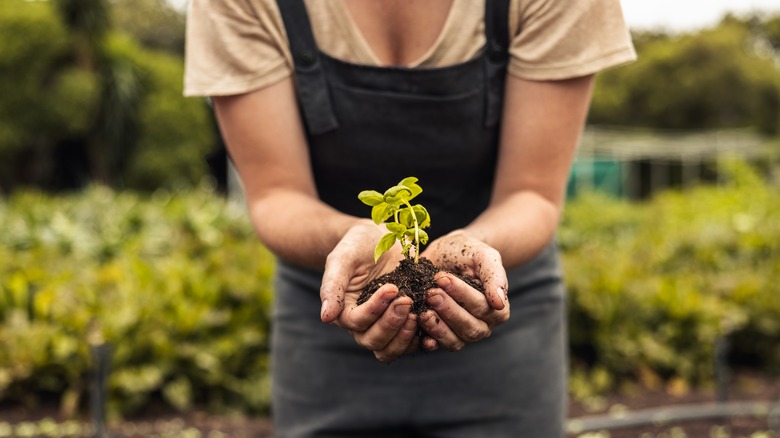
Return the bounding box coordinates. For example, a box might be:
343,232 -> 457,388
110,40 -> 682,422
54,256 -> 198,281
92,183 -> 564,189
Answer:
402,200 -> 420,263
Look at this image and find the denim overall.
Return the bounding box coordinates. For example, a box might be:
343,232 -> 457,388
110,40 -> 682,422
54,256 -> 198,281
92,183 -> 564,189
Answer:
271,1 -> 567,436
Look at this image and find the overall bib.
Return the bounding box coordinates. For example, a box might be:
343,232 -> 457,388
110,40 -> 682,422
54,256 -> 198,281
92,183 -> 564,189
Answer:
272,1 -> 567,436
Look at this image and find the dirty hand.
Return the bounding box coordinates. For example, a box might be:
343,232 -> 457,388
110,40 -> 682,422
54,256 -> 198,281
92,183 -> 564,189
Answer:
418,230 -> 510,352
320,219 -> 419,363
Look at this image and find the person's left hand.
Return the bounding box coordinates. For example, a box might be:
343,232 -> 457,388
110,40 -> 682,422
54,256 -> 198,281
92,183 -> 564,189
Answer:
417,230 -> 510,352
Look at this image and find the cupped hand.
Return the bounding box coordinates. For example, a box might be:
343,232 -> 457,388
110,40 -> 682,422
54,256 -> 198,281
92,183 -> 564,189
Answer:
320,220 -> 419,363
418,230 -> 510,352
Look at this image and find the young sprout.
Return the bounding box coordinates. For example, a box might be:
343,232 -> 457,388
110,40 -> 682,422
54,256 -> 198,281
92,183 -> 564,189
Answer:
358,177 -> 431,263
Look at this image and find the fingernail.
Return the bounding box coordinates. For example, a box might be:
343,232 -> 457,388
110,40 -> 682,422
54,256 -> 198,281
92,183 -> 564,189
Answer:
393,303 -> 411,317
436,275 -> 451,291
427,292 -> 444,307
320,299 -> 329,319
499,286 -> 507,301
383,288 -> 399,301
403,316 -> 416,331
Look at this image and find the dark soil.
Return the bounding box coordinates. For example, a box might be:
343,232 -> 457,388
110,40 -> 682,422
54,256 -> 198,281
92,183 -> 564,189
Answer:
357,257 -> 485,315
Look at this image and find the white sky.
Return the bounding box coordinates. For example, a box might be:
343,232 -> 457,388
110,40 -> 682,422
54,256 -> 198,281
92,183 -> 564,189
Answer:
169,0 -> 780,33
621,0 -> 780,32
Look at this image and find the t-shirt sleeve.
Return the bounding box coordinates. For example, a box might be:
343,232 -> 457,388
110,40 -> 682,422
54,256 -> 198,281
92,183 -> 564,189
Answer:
508,0 -> 637,80
184,0 -> 293,97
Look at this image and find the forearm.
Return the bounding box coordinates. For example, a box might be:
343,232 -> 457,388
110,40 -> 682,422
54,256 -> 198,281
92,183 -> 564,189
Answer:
247,189 -> 370,269
464,191 -> 560,269
211,80 -> 375,269
462,74 -> 594,269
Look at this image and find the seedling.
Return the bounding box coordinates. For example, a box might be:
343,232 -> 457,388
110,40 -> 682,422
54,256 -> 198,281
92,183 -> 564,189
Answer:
358,177 -> 431,264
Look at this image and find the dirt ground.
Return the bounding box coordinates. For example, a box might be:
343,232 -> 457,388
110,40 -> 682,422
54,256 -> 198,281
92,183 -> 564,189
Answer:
566,369 -> 780,438
1,370 -> 778,437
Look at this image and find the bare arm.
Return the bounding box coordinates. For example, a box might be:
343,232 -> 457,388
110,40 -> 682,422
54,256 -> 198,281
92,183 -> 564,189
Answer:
466,73 -> 595,267
419,74 -> 595,351
212,78 -> 360,269
214,78 -> 417,362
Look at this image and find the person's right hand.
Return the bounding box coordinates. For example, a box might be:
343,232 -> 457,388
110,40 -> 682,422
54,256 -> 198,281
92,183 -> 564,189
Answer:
320,220 -> 420,363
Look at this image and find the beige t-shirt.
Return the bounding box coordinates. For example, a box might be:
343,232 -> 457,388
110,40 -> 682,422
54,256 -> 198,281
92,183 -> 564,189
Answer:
184,0 -> 636,97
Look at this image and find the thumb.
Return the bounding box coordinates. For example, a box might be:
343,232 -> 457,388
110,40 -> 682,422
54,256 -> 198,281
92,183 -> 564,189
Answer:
319,286 -> 345,324
486,284 -> 508,310
479,248 -> 508,311
319,256 -> 351,324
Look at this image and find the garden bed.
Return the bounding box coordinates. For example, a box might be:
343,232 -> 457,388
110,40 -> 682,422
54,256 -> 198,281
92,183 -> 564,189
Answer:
1,370 -> 776,437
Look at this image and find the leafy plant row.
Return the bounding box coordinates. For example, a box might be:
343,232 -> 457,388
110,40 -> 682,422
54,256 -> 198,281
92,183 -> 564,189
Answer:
0,160 -> 778,416
562,160 -> 780,398
0,184 -> 274,417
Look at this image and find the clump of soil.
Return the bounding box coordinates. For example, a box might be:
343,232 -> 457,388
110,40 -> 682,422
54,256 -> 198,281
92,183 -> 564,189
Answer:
357,257 -> 485,315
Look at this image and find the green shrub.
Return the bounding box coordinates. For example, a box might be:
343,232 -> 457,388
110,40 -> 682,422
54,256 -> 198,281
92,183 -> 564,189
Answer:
0,160 -> 778,416
562,160 -> 780,397
0,185 -> 274,416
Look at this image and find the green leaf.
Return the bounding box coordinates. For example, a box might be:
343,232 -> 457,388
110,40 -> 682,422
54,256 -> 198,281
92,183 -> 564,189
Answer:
418,229 -> 429,245
412,205 -> 431,228
385,222 -> 407,235
403,228 -> 428,245
398,208 -> 414,228
399,177 -> 422,200
383,185 -> 413,204
374,232 -> 397,262
371,203 -> 394,224
358,190 -> 384,206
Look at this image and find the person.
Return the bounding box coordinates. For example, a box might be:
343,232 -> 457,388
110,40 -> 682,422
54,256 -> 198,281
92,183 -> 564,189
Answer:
185,0 -> 636,436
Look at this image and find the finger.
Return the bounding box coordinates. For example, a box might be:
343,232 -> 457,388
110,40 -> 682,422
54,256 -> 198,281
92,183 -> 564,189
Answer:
355,295 -> 412,350
434,273 -> 493,318
475,247 -> 509,311
341,283 -> 400,332
373,314 -> 419,363
435,272 -> 509,326
425,289 -> 491,344
404,333 -> 421,355
420,310 -> 466,352
486,284 -> 509,311
420,336 -> 438,352
320,251 -> 356,323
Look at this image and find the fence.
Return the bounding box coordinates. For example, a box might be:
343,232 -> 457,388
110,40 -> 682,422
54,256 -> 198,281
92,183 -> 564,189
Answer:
567,127 -> 776,199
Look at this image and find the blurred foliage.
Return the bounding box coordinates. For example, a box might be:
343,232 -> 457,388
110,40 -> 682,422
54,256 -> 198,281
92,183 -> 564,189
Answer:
104,35 -> 213,191
590,13 -> 780,135
562,160 -> 780,399
0,185 -> 274,417
1,161 -> 779,415
110,0 -> 186,55
0,1 -> 70,158
0,0 -> 214,192
764,14 -> 780,50
2,1 -> 778,193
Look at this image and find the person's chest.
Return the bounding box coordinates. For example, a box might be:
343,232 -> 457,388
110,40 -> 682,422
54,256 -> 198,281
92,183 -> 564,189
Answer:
339,0 -> 453,66
302,0 -> 486,68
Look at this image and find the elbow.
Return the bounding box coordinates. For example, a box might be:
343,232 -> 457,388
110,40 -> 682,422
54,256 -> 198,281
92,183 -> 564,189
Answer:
246,197 -> 280,252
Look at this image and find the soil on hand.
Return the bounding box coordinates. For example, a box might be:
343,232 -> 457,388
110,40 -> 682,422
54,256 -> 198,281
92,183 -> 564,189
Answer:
357,257 -> 485,315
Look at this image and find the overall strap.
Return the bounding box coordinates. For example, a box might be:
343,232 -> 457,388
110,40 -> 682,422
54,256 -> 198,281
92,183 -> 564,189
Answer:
483,0 -> 510,127
275,0 -> 339,135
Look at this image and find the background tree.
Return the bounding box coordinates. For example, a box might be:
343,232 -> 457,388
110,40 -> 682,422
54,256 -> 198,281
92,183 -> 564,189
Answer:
111,0 -> 186,55
53,0 -> 140,185
590,14 -> 780,135
0,0 -> 213,193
